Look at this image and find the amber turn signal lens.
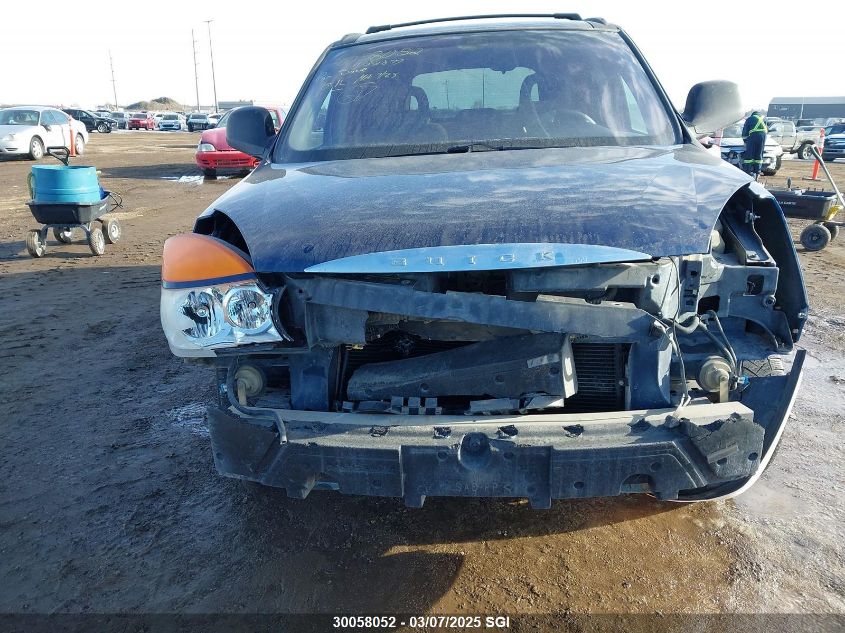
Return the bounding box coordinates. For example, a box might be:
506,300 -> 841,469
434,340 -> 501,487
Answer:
161,233 -> 255,288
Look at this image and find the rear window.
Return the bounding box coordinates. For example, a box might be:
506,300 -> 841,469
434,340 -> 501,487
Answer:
278,29 -> 679,162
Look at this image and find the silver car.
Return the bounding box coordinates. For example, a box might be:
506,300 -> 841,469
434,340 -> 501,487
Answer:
0,106 -> 89,159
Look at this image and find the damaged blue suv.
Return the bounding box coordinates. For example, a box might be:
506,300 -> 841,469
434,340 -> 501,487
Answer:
160,14 -> 807,507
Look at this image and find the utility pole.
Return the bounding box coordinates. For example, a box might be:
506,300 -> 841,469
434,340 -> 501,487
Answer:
204,20 -> 219,112
109,50 -> 118,109
192,30 -> 201,113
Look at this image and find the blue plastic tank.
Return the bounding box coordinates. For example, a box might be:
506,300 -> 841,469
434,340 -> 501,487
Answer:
30,165 -> 102,204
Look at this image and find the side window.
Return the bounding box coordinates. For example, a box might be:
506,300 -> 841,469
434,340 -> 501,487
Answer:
51,110 -> 70,125
620,78 -> 647,134
268,110 -> 280,128
40,111 -> 56,125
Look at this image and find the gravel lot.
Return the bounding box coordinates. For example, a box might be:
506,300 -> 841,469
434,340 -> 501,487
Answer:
0,133 -> 843,629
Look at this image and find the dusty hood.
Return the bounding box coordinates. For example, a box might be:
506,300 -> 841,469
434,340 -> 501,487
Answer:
200,144 -> 751,273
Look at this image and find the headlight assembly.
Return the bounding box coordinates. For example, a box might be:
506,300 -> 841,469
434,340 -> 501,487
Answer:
1,133 -> 15,141
197,143 -> 215,152
161,282 -> 283,357
160,233 -> 287,357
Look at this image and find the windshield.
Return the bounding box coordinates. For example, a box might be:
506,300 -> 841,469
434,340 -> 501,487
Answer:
189,114 -> 206,120
277,30 -> 679,162
215,111 -> 231,127
131,113 -> 146,118
163,114 -> 178,120
826,125 -> 845,136
720,124 -> 744,138
0,109 -> 40,126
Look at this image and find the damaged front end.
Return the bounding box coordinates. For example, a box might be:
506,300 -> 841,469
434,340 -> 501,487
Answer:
161,181 -> 807,507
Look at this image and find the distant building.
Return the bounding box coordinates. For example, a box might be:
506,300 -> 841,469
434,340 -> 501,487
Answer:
768,97 -> 845,122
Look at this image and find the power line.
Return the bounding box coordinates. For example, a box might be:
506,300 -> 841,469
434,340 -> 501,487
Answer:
204,20 -> 219,112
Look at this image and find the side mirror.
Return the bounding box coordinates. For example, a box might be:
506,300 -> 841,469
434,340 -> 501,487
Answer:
226,107 -> 275,158
43,124 -> 52,131
681,80 -> 743,136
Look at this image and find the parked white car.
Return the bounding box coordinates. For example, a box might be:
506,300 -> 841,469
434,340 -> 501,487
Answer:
0,106 -> 90,159
157,113 -> 186,131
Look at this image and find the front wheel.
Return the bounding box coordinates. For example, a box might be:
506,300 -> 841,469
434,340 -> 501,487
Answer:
800,223 -> 831,251
75,134 -> 85,156
29,136 -> 44,160
88,227 -> 106,256
798,143 -> 813,160
102,218 -> 121,244
26,230 -> 47,257
97,122 -> 108,133
188,124 -> 194,132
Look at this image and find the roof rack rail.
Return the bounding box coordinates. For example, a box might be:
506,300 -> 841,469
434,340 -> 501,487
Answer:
365,13 -> 583,35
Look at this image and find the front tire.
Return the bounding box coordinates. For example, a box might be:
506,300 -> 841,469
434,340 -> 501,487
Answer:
29,136 -> 44,160
75,134 -> 85,156
96,122 -> 108,133
740,356 -> 785,377
798,143 -> 813,160
26,230 -> 47,257
88,227 -> 106,256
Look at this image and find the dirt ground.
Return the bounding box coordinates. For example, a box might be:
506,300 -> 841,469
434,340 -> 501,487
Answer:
0,133 -> 843,628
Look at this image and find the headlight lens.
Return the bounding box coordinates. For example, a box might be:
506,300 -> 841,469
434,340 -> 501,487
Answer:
181,289 -> 225,339
223,286 -> 272,333
197,143 -> 215,152
1,133 -> 16,141
161,281 -> 283,357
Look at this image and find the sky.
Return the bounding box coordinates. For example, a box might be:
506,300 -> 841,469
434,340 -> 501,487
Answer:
3,0 -> 843,112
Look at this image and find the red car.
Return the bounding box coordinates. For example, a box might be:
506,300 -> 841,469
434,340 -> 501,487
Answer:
195,107 -> 285,178
128,112 -> 155,130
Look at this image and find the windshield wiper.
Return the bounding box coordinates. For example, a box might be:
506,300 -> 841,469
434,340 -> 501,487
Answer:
447,142 -> 549,153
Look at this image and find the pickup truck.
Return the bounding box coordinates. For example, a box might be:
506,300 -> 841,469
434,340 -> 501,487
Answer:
766,119 -> 821,160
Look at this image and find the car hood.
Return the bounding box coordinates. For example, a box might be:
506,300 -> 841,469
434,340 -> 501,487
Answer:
200,144 -> 752,273
200,127 -> 231,150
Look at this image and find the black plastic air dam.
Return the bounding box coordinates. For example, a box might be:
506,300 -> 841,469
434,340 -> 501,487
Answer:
206,346 -> 799,510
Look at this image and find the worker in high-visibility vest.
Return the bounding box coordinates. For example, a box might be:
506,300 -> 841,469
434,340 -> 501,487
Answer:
741,111 -> 768,179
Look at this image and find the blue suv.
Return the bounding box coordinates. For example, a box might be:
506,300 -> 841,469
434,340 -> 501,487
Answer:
160,14 -> 808,507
